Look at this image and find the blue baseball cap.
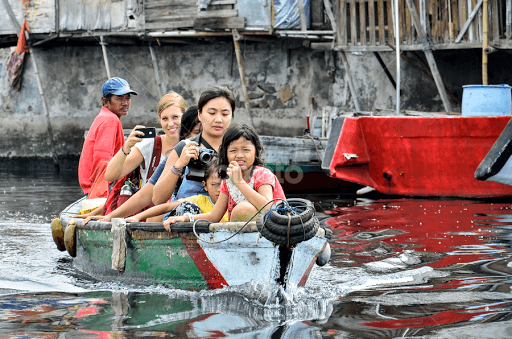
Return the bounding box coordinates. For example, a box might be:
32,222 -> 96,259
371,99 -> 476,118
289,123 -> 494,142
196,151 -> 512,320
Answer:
102,77 -> 138,97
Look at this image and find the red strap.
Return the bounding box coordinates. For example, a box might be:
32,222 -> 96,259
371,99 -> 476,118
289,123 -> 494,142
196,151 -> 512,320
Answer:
104,167 -> 140,215
147,135 -> 162,179
104,136 -> 162,216
104,179 -> 126,215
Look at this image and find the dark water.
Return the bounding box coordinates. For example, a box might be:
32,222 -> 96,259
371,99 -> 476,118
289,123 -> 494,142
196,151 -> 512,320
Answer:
2,172 -> 512,338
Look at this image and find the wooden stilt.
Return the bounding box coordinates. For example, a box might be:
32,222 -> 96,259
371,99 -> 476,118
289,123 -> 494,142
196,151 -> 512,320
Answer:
448,0 -> 453,41
270,0 -> 274,34
1,0 -> 59,167
339,51 -> 361,112
149,45 -> 164,98
55,0 -> 59,34
393,0 -> 400,115
100,36 -> 111,79
323,0 -> 337,32
507,0 -> 512,39
229,43 -> 234,76
297,0 -> 308,31
323,0 -> 337,48
482,0 -> 489,85
232,29 -> 254,127
405,0 -> 453,112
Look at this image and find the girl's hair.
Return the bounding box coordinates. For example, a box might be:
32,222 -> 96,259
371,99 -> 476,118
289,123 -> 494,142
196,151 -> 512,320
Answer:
204,156 -> 219,182
218,123 -> 264,179
158,91 -> 187,117
198,86 -> 236,116
180,105 -> 201,140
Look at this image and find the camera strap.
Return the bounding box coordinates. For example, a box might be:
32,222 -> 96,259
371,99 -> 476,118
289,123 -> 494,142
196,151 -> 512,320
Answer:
183,133 -> 215,153
198,134 -> 215,152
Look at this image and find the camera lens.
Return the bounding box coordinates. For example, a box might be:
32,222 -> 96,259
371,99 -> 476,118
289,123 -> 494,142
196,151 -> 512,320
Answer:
199,151 -> 212,163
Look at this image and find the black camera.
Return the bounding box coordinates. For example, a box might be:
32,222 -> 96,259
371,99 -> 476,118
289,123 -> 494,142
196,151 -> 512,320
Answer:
135,127 -> 156,138
186,147 -> 216,181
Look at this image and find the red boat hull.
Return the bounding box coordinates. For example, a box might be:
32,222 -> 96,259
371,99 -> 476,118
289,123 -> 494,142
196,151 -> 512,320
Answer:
328,116 -> 512,197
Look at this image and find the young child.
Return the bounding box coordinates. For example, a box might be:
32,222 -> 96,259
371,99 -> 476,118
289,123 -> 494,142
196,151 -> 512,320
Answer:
164,123 -> 286,226
125,160 -> 228,230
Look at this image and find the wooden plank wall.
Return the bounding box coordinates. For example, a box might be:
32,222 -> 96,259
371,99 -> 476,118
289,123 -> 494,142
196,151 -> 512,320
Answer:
339,0 -> 395,47
0,0 -> 55,35
335,0 -> 506,49
144,0 -> 239,31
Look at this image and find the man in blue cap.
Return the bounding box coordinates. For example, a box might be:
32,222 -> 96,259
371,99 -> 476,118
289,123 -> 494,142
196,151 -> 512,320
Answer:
78,77 -> 138,196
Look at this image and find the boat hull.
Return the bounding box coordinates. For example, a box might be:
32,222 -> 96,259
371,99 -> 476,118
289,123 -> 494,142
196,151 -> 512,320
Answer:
325,116 -> 512,197
57,198 -> 328,290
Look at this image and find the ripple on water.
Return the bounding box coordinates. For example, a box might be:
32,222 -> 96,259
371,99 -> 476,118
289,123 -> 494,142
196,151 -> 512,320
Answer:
4,175 -> 512,337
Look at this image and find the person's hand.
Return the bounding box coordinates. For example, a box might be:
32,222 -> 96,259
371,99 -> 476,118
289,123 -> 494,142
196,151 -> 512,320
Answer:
125,216 -> 140,222
175,142 -> 199,169
69,214 -> 86,219
83,215 -> 111,226
83,215 -> 101,225
227,161 -> 244,185
163,215 -> 188,231
122,125 -> 146,155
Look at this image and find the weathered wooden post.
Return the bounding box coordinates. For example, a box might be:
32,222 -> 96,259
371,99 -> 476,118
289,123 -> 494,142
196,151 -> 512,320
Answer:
100,36 -> 112,79
149,45 -> 164,98
405,0 -> 453,112
482,0 -> 489,85
232,29 -> 254,127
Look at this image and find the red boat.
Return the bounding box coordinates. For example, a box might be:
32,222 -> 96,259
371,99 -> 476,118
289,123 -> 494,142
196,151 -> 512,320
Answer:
323,115 -> 512,198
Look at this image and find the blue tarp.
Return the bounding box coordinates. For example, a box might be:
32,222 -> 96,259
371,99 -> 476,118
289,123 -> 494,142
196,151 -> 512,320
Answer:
274,0 -> 311,29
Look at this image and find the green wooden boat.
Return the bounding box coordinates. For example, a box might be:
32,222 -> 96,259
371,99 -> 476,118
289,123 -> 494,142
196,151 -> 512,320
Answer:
51,197 -> 331,291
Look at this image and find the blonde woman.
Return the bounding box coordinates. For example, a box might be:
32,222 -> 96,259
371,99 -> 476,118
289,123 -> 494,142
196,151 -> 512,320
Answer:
105,91 -> 187,187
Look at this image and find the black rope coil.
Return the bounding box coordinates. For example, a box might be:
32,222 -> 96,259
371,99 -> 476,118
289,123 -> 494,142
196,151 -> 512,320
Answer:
256,198 -> 319,247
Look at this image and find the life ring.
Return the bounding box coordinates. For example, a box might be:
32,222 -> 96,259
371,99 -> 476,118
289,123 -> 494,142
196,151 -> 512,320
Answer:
64,220 -> 77,257
51,218 -> 66,252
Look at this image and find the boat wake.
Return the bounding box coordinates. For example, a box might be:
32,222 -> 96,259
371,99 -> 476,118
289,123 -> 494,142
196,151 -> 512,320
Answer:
87,264 -> 448,324
0,278 -> 88,295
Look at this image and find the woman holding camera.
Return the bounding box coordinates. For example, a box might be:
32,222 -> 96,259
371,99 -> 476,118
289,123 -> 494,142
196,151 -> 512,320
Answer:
104,91 -> 187,186
152,86 -> 235,205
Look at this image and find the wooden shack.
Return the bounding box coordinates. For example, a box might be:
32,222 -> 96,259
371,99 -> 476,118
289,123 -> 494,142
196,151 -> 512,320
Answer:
3,0 -> 508,48
2,0 -> 509,113
2,0 -> 512,169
